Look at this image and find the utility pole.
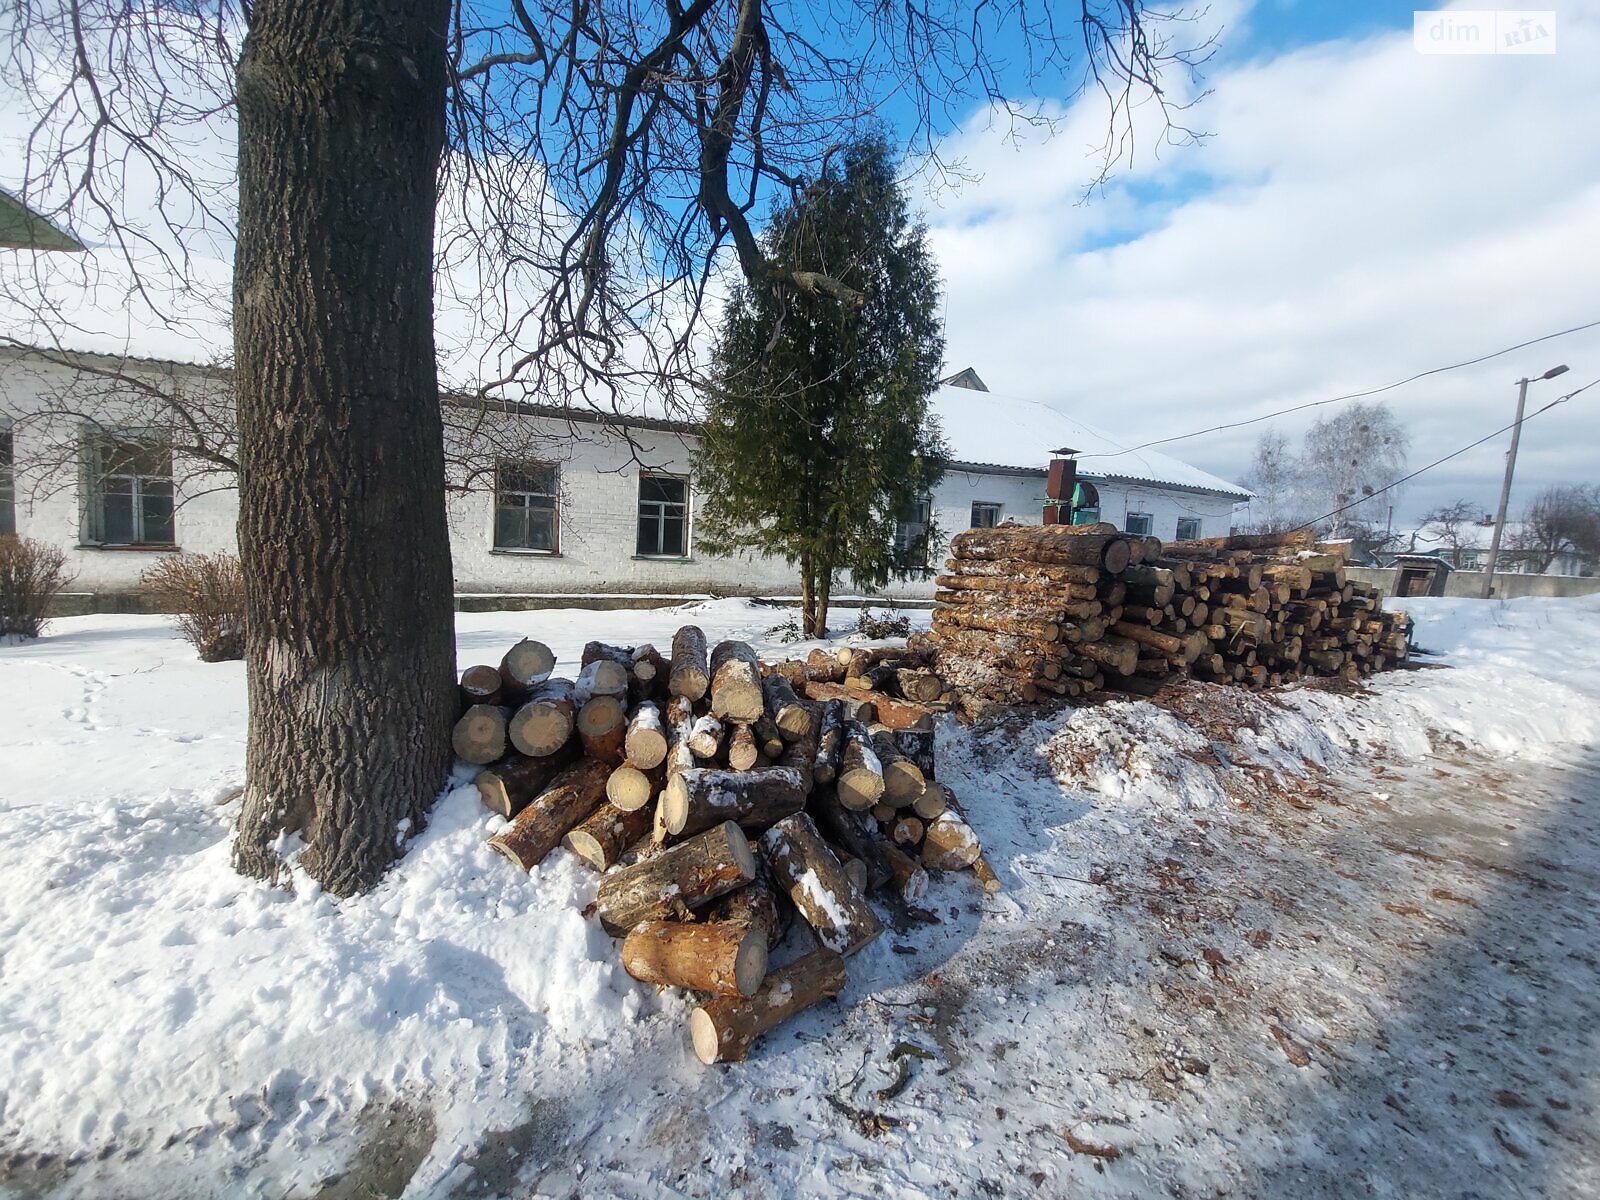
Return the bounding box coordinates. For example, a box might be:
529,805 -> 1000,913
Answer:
1480,364 -> 1569,598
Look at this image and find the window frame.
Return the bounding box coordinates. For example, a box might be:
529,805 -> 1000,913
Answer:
1175,517 -> 1201,541
82,432 -> 176,548
969,501 -> 1003,529
492,460 -> 561,554
894,493 -> 935,572
635,472 -> 691,558
1124,511 -> 1153,537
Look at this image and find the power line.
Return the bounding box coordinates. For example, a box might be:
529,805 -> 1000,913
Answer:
1075,317 -> 1600,459
1287,376 -> 1598,534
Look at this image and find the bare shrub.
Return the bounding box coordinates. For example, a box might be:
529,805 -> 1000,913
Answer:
856,603 -> 912,640
141,553 -> 245,662
0,534 -> 73,639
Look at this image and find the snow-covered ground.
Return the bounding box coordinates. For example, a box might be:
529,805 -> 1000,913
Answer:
2,596 -> 1597,1199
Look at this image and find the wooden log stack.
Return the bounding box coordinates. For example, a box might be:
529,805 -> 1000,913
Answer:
928,523 -> 1412,710
450,624 -> 994,1066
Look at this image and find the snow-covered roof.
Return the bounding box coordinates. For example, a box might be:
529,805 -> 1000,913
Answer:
928,384 -> 1251,499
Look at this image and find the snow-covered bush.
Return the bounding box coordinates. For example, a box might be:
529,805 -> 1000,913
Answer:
0,534 -> 73,639
140,552 -> 245,661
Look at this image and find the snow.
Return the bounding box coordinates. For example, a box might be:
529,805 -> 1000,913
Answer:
2,595 -> 1598,1197
927,384 -> 1253,498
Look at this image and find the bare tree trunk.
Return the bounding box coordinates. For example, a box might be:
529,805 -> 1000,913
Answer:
814,563 -> 832,640
799,551 -> 818,642
231,0 -> 456,897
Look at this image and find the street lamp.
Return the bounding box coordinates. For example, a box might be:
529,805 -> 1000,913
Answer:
1480,364 -> 1570,597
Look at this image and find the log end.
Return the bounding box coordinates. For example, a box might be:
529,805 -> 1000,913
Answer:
690,1006 -> 731,1065
734,925 -> 769,998
662,773 -> 691,835
563,829 -> 605,872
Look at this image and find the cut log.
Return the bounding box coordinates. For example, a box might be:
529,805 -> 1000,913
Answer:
507,678 -> 577,756
706,865 -> 784,947
950,526 -> 1132,573
920,809 -> 982,871
459,664 -> 504,709
576,657 -> 631,703
1078,636 -> 1139,676
473,743 -> 581,818
687,714 -> 724,759
499,638 -> 556,700
813,699 -> 845,784
761,812 -> 884,956
880,842 -> 930,903
801,682 -> 935,731
576,694 -> 628,764
487,758 -> 611,871
623,701 -> 668,769
937,558 -> 1105,586
885,726 -> 935,780
807,783 -> 891,891
710,640 -> 764,723
621,919 -> 768,998
751,713 -> 786,760
760,672 -> 812,739
452,703 -> 509,765
630,643 -> 668,700
895,668 -> 945,704
605,762 -> 664,813
774,701 -> 822,793
837,720 -> 886,811
911,779 -> 949,821
593,821 -> 757,935
726,722 -> 760,770
564,802 -> 655,872
661,766 -> 807,839
890,815 -> 924,846
803,647 -> 846,684
870,729 -> 926,805
669,625 -> 710,701
933,608 -> 1060,643
689,950 -> 847,1065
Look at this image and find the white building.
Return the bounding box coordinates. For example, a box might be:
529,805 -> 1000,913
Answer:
0,351 -> 1249,604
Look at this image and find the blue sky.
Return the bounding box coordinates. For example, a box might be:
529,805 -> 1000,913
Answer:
920,1 -> 1600,527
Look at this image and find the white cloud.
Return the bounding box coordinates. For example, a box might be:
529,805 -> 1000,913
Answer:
927,2 -> 1600,525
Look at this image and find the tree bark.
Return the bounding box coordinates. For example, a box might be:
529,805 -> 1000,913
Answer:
760,812 -> 883,956
621,919 -> 768,998
593,821 -> 757,935
689,950 -> 846,1065
232,0 -> 455,896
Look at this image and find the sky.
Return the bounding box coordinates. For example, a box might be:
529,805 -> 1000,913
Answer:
2,0 -> 1596,531
921,0 -> 1600,528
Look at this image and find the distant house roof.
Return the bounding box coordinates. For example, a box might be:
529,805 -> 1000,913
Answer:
0,190 -> 85,252
927,382 -> 1251,499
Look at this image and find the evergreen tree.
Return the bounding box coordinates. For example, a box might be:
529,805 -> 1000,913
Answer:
696,137 -> 948,639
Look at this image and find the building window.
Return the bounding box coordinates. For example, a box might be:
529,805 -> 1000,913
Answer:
84,434 -> 174,546
1124,512 -> 1153,536
970,501 -> 1002,529
894,495 -> 933,570
1460,550 -> 1480,570
1175,517 -> 1201,541
0,425 -> 13,536
637,474 -> 689,557
494,462 -> 559,552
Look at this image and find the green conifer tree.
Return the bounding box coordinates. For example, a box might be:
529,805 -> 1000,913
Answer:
696,136 -> 948,638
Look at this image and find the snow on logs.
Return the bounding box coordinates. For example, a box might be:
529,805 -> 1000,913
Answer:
460,624 -> 990,1065
930,524 -> 1413,711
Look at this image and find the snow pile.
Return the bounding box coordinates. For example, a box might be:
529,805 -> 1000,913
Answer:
0,593 -> 1596,1197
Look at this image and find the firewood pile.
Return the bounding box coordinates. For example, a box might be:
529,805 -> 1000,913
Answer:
929,524 -> 1413,711
454,629 -> 991,1065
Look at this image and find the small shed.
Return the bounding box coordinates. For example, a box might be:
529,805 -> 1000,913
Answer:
1390,553 -> 1453,598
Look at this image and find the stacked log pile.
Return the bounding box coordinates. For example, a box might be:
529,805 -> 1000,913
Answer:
930,524 -> 1412,710
456,628 -> 992,1065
